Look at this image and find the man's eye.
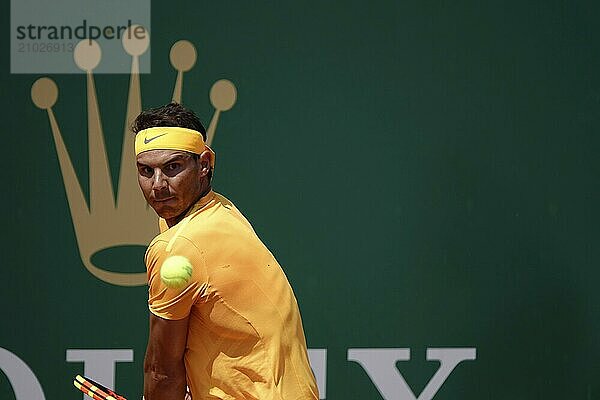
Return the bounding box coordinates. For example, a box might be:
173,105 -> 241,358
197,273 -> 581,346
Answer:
139,167 -> 153,176
166,163 -> 181,171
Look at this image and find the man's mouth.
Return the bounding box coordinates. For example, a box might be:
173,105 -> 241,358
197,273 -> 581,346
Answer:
154,196 -> 175,203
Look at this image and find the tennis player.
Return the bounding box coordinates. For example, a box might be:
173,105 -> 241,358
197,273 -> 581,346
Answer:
133,103 -> 319,400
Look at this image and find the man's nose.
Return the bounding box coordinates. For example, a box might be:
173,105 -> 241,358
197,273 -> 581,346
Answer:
152,169 -> 168,191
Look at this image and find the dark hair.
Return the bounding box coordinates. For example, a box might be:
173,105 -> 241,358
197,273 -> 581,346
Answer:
131,102 -> 207,140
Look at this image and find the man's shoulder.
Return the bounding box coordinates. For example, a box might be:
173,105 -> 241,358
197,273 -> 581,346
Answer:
185,193 -> 255,239
197,191 -> 254,230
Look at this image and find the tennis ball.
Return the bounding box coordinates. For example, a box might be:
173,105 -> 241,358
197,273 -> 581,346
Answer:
160,255 -> 193,289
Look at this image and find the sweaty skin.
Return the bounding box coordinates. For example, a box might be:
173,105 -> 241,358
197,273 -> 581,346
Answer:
136,149 -> 212,227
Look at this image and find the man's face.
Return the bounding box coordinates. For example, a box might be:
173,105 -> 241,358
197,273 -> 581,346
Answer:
136,149 -> 204,223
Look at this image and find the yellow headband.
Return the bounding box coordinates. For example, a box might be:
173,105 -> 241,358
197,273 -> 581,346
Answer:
135,126 -> 215,167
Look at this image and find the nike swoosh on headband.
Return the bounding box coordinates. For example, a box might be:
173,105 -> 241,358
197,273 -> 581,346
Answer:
144,133 -> 168,144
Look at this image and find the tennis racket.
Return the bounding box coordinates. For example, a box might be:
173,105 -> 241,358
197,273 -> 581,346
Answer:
73,374 -> 127,400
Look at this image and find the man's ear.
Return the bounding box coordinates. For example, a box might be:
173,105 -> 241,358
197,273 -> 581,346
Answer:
198,151 -> 212,177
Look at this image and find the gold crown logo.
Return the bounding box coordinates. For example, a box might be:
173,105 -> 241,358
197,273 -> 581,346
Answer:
30,26 -> 237,286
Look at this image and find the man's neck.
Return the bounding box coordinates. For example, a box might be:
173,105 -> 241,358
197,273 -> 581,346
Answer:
166,185 -> 212,228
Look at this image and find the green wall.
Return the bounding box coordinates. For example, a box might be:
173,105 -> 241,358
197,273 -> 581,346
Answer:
2,1 -> 600,399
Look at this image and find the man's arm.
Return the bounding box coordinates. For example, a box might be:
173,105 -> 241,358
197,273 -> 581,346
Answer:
144,313 -> 190,400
